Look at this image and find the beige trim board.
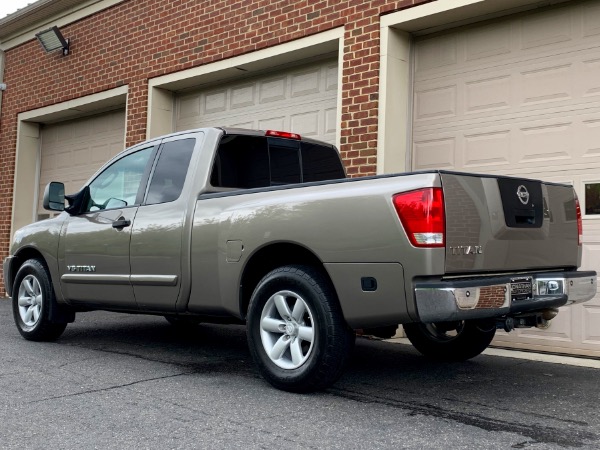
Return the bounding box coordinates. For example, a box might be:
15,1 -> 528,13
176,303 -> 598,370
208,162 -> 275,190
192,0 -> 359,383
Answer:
19,85 -> 127,123
11,86 -> 128,238
377,0 -> 571,175
381,0 -> 570,32
147,27 -> 345,146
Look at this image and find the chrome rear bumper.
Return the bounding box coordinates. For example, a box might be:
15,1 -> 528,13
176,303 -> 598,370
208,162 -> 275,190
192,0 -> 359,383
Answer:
414,271 -> 597,323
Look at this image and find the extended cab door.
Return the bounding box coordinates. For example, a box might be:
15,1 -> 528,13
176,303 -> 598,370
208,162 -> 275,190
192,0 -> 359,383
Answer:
58,144 -> 157,308
129,134 -> 199,311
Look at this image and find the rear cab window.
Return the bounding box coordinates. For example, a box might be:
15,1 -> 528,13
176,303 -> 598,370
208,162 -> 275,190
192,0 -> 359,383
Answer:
210,134 -> 345,190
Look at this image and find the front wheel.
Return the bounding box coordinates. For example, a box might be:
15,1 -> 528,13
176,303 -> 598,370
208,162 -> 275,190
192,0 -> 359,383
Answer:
404,320 -> 496,361
247,265 -> 354,392
12,259 -> 68,341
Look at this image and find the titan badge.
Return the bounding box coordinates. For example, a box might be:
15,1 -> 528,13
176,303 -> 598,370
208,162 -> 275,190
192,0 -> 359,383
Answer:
67,265 -> 96,272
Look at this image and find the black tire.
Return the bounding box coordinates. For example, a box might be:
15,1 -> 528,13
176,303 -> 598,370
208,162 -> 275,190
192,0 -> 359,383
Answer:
12,259 -> 68,341
404,320 -> 496,361
247,265 -> 355,393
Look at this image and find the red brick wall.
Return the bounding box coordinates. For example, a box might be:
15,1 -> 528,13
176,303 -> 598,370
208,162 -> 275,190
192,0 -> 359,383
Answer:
0,0 -> 433,292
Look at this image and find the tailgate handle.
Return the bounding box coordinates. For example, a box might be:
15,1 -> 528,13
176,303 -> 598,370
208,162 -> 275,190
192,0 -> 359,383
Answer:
112,217 -> 131,229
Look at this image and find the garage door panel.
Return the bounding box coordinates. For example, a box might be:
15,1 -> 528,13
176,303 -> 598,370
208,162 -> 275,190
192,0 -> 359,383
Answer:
258,116 -> 285,131
414,56 -> 600,130
464,130 -> 510,168
415,109 -> 600,176
465,75 -> 511,114
465,22 -> 511,62
413,137 -> 456,170
414,85 -> 457,121
178,96 -> 201,119
175,59 -> 337,145
583,304 -> 600,344
583,2 -> 600,37
39,110 -> 125,217
291,68 -> 321,97
520,8 -> 573,50
231,84 -> 255,109
260,77 -> 287,103
205,90 -> 228,114
413,0 -> 600,356
520,63 -> 572,106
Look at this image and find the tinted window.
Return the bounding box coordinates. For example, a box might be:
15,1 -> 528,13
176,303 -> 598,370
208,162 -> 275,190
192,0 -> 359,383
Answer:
210,135 -> 345,189
268,138 -> 301,185
301,142 -> 345,182
146,139 -> 195,205
210,135 -> 269,188
87,147 -> 153,212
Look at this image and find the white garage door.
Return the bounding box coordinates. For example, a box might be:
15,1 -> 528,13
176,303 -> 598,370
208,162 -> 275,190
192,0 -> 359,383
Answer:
38,110 -> 126,218
175,59 -> 338,144
412,1 -> 600,357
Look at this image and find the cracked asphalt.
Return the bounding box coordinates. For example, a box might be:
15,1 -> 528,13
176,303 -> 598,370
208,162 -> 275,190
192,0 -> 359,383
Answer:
0,300 -> 599,449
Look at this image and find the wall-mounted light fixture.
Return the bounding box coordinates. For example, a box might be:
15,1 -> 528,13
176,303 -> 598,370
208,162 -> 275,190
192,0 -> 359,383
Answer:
35,26 -> 70,56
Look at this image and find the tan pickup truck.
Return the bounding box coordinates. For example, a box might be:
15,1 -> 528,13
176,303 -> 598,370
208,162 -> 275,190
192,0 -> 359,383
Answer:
4,127 -> 597,392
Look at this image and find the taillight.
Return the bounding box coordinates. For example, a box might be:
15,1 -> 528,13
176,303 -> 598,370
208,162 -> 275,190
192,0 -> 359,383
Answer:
265,130 -> 301,140
575,195 -> 582,246
393,188 -> 445,248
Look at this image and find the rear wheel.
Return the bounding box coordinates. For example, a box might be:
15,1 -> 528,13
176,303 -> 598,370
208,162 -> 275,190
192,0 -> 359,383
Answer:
247,265 -> 355,392
404,319 -> 496,361
12,259 -> 68,341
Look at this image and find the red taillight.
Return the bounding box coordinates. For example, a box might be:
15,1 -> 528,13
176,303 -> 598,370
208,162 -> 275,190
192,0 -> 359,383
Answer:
265,130 -> 301,140
393,188 -> 445,248
575,195 -> 582,246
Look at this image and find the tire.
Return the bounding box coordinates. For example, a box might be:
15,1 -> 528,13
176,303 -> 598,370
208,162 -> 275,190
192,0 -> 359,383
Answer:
12,259 -> 68,341
247,265 -> 355,393
404,319 -> 496,361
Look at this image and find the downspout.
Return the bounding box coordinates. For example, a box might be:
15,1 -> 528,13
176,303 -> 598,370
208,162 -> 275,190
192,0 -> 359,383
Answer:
0,48 -> 5,118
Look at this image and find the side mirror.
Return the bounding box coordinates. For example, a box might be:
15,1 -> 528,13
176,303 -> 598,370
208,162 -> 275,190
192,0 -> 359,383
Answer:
42,182 -> 65,212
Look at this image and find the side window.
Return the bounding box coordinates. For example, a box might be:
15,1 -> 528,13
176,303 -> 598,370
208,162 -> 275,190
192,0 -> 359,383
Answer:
87,147 -> 153,212
146,139 -> 195,205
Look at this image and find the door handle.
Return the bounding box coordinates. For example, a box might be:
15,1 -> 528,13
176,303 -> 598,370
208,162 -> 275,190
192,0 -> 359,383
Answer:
112,218 -> 131,229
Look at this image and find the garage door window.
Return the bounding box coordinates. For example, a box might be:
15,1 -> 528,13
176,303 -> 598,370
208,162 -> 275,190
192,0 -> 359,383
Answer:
584,182 -> 600,217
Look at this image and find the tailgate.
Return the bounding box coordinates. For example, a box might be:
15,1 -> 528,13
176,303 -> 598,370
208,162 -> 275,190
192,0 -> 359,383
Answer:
441,173 -> 580,274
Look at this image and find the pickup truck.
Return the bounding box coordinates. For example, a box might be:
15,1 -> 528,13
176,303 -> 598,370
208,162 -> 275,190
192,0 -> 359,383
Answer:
4,127 -> 597,392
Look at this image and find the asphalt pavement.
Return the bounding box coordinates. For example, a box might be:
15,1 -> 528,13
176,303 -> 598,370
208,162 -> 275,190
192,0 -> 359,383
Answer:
0,300 -> 598,449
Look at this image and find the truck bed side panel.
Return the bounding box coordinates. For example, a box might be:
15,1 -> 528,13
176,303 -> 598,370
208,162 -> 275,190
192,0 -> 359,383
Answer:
188,173 -> 444,322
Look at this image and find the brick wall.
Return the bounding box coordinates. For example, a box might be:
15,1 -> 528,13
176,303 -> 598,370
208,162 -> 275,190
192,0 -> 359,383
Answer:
0,0 -> 432,293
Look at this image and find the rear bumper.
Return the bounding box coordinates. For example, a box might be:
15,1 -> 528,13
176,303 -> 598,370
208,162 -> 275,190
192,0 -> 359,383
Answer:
414,271 -> 597,323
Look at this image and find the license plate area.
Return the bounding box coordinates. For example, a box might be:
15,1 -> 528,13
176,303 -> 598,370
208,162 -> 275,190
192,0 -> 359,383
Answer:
511,277 -> 533,301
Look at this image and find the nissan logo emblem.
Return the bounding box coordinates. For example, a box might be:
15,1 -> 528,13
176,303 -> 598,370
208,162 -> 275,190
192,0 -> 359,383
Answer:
517,185 -> 530,205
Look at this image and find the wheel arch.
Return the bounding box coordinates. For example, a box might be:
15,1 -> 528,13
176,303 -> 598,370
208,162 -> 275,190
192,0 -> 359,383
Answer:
6,247 -> 49,296
239,242 -> 332,319
8,247 -> 74,324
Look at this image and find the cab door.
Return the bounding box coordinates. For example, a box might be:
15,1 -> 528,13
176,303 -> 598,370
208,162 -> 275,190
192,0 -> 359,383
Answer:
129,134 -> 199,311
58,145 -> 156,308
